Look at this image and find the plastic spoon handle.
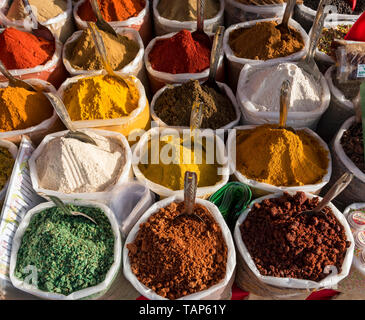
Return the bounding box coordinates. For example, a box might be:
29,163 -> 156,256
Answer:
197,0 -> 204,32
208,26 -> 224,86
184,171 -> 198,215
190,102 -> 203,132
313,172 -> 354,213
281,0 -> 296,28
90,0 -> 118,36
279,80 -> 291,128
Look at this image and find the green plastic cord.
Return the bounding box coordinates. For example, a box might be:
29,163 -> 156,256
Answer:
209,182 -> 252,230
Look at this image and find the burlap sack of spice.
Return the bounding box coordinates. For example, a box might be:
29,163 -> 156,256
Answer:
234,192 -> 355,299
226,125 -> 332,198
150,81 -> 241,130
123,196 -> 236,300
0,79 -> 58,145
0,140 -> 18,201
223,18 -> 309,92
132,127 -> 230,199
152,0 -> 224,36
73,0 -> 152,46
329,116 -> 365,208
236,63 -> 330,130
57,72 -> 150,139
0,0 -> 75,43
28,129 -> 133,203
9,200 -> 122,300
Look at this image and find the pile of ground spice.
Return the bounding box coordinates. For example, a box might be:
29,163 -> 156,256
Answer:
318,25 -> 352,56
0,27 -> 55,70
0,86 -> 53,132
148,29 -> 211,74
341,122 -> 365,174
240,192 -> 351,281
154,80 -> 236,129
127,201 -> 227,299
236,125 -> 329,186
303,0 -> 365,15
15,205 -> 115,295
66,28 -> 139,71
157,0 -> 220,21
78,0 -> 145,22
236,0 -> 286,3
0,147 -> 14,190
228,21 -> 304,60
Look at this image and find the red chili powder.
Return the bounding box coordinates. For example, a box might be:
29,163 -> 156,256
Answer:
0,28 -> 55,70
148,29 -> 211,74
78,0 -> 145,22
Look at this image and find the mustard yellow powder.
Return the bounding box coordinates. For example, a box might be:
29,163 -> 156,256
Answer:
63,75 -> 140,121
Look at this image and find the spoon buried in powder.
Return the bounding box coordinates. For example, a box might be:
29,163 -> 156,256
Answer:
275,0 -> 296,35
89,0 -> 118,37
278,79 -> 296,133
191,0 -> 211,49
49,196 -> 98,225
174,171 -> 205,223
0,60 -> 37,92
43,91 -> 98,146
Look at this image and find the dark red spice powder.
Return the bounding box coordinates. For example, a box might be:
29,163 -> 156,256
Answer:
0,27 -> 55,70
148,29 -> 211,74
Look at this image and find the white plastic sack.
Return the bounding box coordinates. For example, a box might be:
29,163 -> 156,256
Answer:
234,191 -> 355,289
132,126 -> 230,199
224,0 -> 285,26
0,139 -> 18,201
0,0 -> 74,42
236,62 -> 330,130
57,72 -> 149,130
144,31 -> 224,94
152,0 -> 224,36
123,195 -> 236,300
73,0 -> 152,45
0,79 -> 58,144
316,66 -> 354,142
223,17 -> 309,92
331,116 -> 365,207
227,125 -> 332,197
150,81 -> 241,130
9,200 -> 122,300
28,128 -> 133,202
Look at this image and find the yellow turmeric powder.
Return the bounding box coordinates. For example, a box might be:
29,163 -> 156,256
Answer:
0,147 -> 15,190
63,74 -> 140,121
0,86 -> 53,132
138,135 -> 221,190
236,125 -> 329,186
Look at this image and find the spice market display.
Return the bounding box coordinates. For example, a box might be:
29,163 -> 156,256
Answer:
0,0 -> 365,302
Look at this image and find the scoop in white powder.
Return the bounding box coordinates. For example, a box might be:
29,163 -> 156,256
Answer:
243,63 -> 322,112
36,131 -> 126,193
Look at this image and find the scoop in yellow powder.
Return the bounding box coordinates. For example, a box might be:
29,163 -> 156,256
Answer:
236,125 -> 329,187
63,74 -> 140,121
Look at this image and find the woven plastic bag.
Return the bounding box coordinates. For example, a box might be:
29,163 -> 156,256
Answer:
9,200 -> 122,300
0,140 -> 18,201
152,0 -> 224,36
236,62 -> 330,130
123,195 -> 236,300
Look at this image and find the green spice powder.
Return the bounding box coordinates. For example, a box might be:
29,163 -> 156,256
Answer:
15,206 -> 115,295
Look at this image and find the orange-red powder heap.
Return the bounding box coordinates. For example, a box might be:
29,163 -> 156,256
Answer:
0,27 -> 55,70
148,29 -> 211,74
78,0 -> 145,22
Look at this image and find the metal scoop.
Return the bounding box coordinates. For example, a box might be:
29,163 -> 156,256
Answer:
0,60 -> 37,92
89,0 -> 118,37
294,172 -> 354,218
278,80 -> 296,133
43,92 -> 98,146
49,196 -> 98,225
22,0 -> 54,41
191,0 -> 211,49
173,171 -> 204,223
202,26 -> 224,94
296,0 -> 329,82
275,0 -> 296,36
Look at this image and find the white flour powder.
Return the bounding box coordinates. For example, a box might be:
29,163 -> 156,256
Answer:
243,63 -> 322,112
36,131 -> 126,193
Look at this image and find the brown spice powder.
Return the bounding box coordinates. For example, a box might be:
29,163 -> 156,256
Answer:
228,21 -> 304,60
127,201 -> 228,300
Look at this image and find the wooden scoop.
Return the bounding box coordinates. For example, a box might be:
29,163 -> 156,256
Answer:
89,0 -> 118,37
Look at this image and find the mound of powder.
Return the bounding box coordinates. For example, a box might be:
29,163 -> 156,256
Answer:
157,0 -> 220,22
243,63 -> 322,112
36,131 -> 126,193
67,28 -> 139,71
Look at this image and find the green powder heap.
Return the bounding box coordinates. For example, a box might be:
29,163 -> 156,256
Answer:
15,206 -> 115,295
